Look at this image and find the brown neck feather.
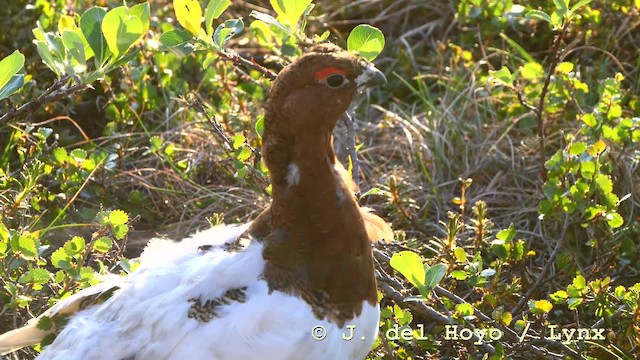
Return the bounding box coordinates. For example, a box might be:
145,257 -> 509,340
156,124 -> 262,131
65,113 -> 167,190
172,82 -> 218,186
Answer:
248,122 -> 377,327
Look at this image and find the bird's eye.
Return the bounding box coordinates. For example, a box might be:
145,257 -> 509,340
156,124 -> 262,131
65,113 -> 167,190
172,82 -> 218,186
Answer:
325,74 -> 346,88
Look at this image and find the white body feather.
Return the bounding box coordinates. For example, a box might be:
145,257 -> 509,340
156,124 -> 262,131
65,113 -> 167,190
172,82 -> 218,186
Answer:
35,224 -> 379,360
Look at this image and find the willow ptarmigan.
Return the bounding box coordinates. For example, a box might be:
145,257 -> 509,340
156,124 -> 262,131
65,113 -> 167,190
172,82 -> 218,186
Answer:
0,43 -> 392,360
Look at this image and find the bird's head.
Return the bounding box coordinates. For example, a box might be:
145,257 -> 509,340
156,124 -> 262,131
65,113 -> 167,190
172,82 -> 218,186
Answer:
264,43 -> 386,137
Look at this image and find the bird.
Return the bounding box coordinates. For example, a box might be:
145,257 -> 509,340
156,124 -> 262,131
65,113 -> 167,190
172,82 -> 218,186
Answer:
0,43 -> 392,360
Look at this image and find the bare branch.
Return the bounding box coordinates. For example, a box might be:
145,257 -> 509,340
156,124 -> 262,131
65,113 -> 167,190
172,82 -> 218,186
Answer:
217,50 -> 277,81
0,75 -> 87,125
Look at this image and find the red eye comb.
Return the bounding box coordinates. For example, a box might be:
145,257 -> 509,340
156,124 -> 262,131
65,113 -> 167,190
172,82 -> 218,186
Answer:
314,67 -> 346,80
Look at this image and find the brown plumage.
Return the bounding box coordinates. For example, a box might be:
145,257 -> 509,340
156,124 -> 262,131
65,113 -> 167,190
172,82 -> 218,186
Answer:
248,43 -> 392,326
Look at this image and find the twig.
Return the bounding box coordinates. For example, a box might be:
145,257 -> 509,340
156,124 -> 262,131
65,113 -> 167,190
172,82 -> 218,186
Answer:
534,25 -> 568,181
217,50 -> 277,81
0,75 -> 87,125
342,112 -> 360,192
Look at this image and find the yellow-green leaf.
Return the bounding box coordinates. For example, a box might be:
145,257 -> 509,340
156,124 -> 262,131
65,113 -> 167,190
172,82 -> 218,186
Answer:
347,24 -> 385,61
269,0 -> 312,30
521,62 -> 545,81
390,251 -> 425,288
556,62 -> 574,74
93,236 -> 113,253
535,299 -> 553,313
109,209 -> 129,226
454,247 -> 467,262
205,0 -> 231,36
174,0 -> 202,35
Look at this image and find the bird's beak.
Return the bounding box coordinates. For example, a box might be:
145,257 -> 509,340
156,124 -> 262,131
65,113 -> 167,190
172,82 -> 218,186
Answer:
356,62 -> 387,88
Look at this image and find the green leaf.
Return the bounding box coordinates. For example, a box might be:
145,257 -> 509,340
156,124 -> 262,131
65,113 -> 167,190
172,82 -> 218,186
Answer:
551,8 -> 564,28
595,174 -> 613,193
70,148 -> 87,161
582,113 -> 596,127
489,66 -> 513,86
109,209 -> 129,226
526,10 -> 552,24
0,50 -> 25,100
451,270 -> 469,280
455,303 -> 474,316
93,236 -> 113,253
64,236 -> 86,256
269,0 -> 312,31
174,0 -> 202,35
203,55 -> 218,68
255,115 -> 264,138
25,268 -> 51,285
104,49 -> 140,72
569,141 -> 587,155
0,222 -> 8,253
0,74 -> 25,101
249,11 -> 289,33
80,7 -> 109,67
113,224 -> 129,240
213,19 -> 244,48
498,33 -> 534,63
556,61 -> 574,74
232,134 -> 246,149
79,266 -> 96,283
605,212 -> 623,228
424,264 -> 447,290
51,248 -> 72,269
553,0 -> 569,17
11,233 -> 38,259
34,39 -> 62,77
236,146 -> 252,161
0,50 -> 25,90
521,62 -> 544,81
205,0 -> 231,36
102,5 -> 146,58
52,147 -> 69,164
567,297 -> 583,310
492,243 -> 509,260
393,305 -> 413,325
130,2 -> 151,33
570,0 -> 592,12
453,247 -> 467,262
390,251 -> 425,288
496,224 -> 516,242
608,104 -> 622,119
158,29 -> 194,56
62,29 -> 87,71
550,290 -> 569,302
347,24 -> 385,61
573,275 -> 586,289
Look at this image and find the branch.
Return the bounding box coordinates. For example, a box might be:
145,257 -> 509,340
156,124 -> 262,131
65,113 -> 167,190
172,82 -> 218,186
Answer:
0,75 -> 87,125
534,25 -> 568,181
217,49 -> 277,81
